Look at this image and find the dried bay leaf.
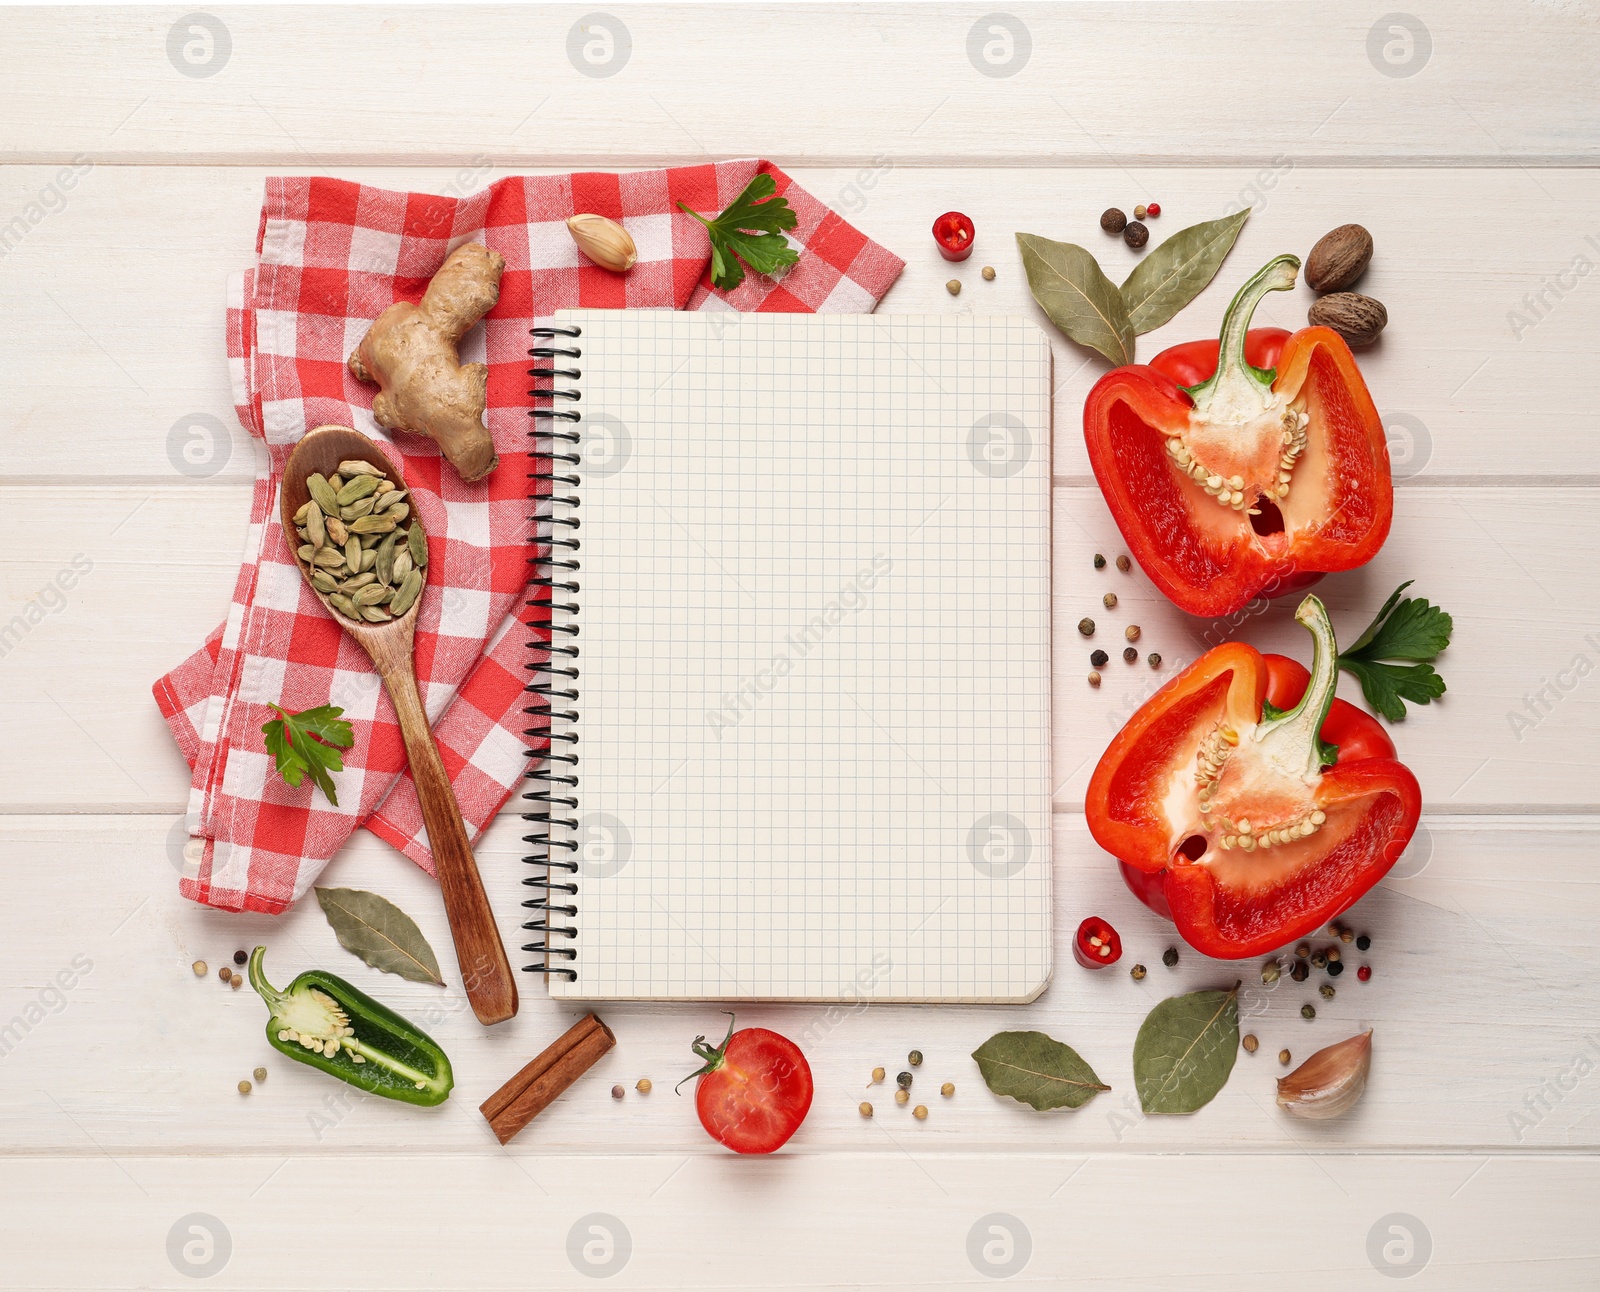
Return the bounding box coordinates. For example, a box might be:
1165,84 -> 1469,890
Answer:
972,1030 -> 1110,1111
1120,208 -> 1251,335
1016,233 -> 1135,366
1133,984 -> 1240,1114
314,886 -> 444,985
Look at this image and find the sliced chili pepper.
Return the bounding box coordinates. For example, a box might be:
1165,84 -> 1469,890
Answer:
246,946 -> 453,1105
1087,595 -> 1420,960
1073,916 -> 1123,969
932,210 -> 975,262
1083,255 -> 1393,617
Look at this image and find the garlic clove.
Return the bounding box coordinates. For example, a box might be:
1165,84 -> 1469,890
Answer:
1276,1029 -> 1372,1120
566,213 -> 638,273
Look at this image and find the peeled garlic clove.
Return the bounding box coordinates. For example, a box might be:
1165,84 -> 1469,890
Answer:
566,213 -> 638,272
1276,1029 -> 1372,1120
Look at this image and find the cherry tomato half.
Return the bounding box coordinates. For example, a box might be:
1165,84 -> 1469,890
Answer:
681,1015 -> 813,1154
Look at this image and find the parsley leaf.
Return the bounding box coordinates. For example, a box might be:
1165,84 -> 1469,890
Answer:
1337,582 -> 1454,722
677,173 -> 800,292
262,703 -> 355,806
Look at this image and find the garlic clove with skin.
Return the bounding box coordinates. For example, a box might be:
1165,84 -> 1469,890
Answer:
567,213 -> 638,273
1276,1029 -> 1372,1120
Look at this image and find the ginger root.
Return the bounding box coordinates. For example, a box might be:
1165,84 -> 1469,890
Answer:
348,241 -> 505,483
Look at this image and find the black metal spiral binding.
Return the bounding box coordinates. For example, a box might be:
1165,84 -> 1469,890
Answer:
523,325 -> 583,980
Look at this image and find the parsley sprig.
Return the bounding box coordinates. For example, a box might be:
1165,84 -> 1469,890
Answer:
1338,582 -> 1453,722
677,173 -> 799,292
262,703 -> 355,805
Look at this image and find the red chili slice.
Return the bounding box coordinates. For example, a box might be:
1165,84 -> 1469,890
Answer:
1073,916 -> 1123,969
932,211 -> 975,261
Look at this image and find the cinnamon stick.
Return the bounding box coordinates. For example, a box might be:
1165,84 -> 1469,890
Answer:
481,1012 -> 615,1144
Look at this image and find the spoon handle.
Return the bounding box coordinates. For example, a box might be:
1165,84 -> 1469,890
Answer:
377,654 -> 518,1025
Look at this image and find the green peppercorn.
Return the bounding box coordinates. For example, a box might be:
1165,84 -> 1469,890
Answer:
1301,1003 -> 1316,1020
1078,617 -> 1096,637
1130,963 -> 1147,980
1091,649 -> 1109,667
1093,553 -> 1107,569
237,1080 -> 252,1095
1148,653 -> 1162,668
1290,960 -> 1310,982
908,1050 -> 923,1067
1162,946 -> 1179,968
1122,647 -> 1138,663
1116,555 -> 1132,573
1320,983 -> 1336,999
253,1067 -> 268,1083
1103,592 -> 1118,610
1311,951 -> 1328,969
1356,934 -> 1371,951
897,1071 -> 913,1089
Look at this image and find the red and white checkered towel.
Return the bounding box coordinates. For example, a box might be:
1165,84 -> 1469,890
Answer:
154,161 -> 903,914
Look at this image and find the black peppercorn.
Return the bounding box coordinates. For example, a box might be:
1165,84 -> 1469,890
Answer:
1301,1003 -> 1316,1019
1327,959 -> 1345,977
1078,617 -> 1096,637
1123,221 -> 1149,249
233,950 -> 248,966
908,1050 -> 923,1067
1290,960 -> 1309,982
1148,653 -> 1161,668
1356,934 -> 1371,951
1122,647 -> 1138,663
1162,946 -> 1179,967
1090,649 -> 1109,667
1100,207 -> 1127,234
1093,553 -> 1107,569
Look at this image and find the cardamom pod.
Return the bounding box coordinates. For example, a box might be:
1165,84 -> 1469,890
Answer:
353,583 -> 388,606
312,548 -> 346,570
375,532 -> 399,586
389,568 -> 424,616
328,593 -> 359,618
298,543 -> 316,563
408,524 -> 428,569
360,548 -> 378,571
306,473 -> 339,516
344,537 -> 362,576
374,480 -> 395,495
293,501 -> 313,524
336,475 -> 378,506
343,571 -> 377,591
566,212 -> 638,272
304,502 -> 326,550
324,515 -> 349,547
338,459 -> 385,478
310,570 -> 338,593
341,495 -> 378,521
360,605 -> 392,623
350,514 -> 397,535
386,503 -> 411,524
391,549 -> 413,585
328,474 -> 345,492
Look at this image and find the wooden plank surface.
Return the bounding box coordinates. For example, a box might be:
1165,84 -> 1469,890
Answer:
2,165 -> 1598,483
1,5 -> 1597,165
2,814 -> 1594,1156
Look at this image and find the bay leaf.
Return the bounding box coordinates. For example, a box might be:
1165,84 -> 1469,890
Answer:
1120,208 -> 1251,336
972,1030 -> 1110,1111
1016,233 -> 1135,366
1133,984 -> 1240,1115
314,886 -> 444,985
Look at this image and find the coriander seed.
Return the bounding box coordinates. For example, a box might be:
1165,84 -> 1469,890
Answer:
1093,553 -> 1107,569
908,1050 -> 923,1067
1103,592 -> 1118,610
1130,963 -> 1147,980
636,1078 -> 653,1094
941,1082 -> 955,1097
192,960 -> 208,977
895,1088 -> 910,1105
1295,942 -> 1310,959
230,974 -> 243,990
1162,946 -> 1179,968
1242,1034 -> 1259,1053
1123,647 -> 1138,663
946,279 -> 961,296
1279,1049 -> 1291,1066
1301,1003 -> 1316,1019
913,1104 -> 928,1120
1133,204 -> 1148,221
871,1066 -> 886,1084
1116,555 -> 1132,573
1091,649 -> 1109,667
253,1067 -> 267,1083
218,966 -> 231,982
1124,624 -> 1140,642
1088,670 -> 1102,688
981,265 -> 996,281
860,1101 -> 874,1118
1327,947 -> 1341,963
1340,928 -> 1355,944
1078,617 -> 1096,637
897,1071 -> 913,1089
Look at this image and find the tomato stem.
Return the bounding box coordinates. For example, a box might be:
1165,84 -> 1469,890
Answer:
675,1012 -> 737,1094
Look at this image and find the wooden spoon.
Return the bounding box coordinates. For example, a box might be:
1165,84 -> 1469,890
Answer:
279,425 -> 517,1026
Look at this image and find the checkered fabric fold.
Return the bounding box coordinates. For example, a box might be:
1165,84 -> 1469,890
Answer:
153,161 -> 903,913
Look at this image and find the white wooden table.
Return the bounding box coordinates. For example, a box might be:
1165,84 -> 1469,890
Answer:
3,5 -> 1598,1287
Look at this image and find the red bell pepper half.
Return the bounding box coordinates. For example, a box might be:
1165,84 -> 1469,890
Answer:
1083,254 -> 1393,618
1087,594 -> 1420,960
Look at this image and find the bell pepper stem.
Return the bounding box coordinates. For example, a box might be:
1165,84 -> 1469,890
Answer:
1255,594 -> 1340,780
1186,253 -> 1301,411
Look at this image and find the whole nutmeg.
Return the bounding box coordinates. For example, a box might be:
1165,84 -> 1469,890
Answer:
1308,292 -> 1387,346
1100,207 -> 1127,234
1123,221 -> 1149,249
567,213 -> 638,272
1305,223 -> 1373,293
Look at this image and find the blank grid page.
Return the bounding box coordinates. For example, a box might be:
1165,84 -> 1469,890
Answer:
553,311 -> 1051,1001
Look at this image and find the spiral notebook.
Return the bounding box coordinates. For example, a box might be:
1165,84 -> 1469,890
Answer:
525,311 -> 1052,1002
